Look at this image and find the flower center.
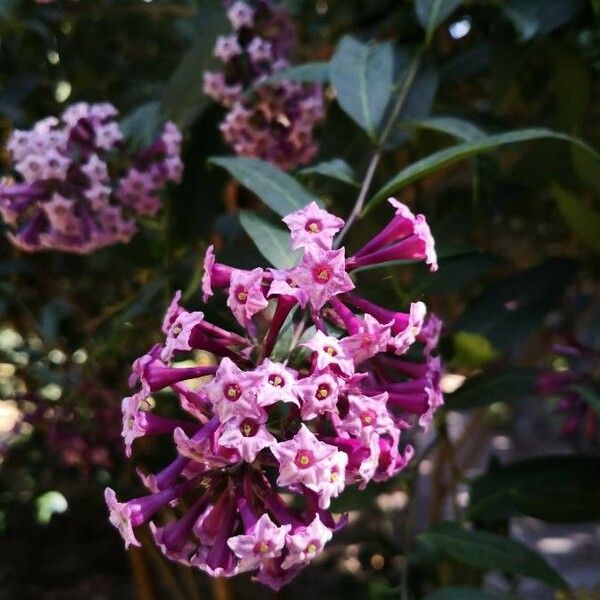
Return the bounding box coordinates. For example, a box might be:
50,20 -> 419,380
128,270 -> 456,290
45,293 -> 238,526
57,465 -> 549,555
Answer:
235,287 -> 248,303
312,264 -> 332,284
224,382 -> 242,401
268,374 -> 284,388
324,345 -> 337,356
294,450 -> 314,469
240,418 -> 259,437
330,470 -> 339,482
305,219 -> 322,234
254,541 -> 271,555
360,410 -> 376,426
315,383 -> 331,400
306,542 -> 318,554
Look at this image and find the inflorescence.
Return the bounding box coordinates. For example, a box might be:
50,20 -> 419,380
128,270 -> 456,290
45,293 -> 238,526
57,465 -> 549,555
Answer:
106,198 -> 443,590
0,102 -> 182,253
203,0 -> 325,170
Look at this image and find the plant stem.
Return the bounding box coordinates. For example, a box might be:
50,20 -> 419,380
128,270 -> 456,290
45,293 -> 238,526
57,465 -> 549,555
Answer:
335,46 -> 425,246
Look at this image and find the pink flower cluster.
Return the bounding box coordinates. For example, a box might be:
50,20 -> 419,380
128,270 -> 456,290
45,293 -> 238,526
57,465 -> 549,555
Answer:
203,0 -> 325,169
106,199 -> 442,589
0,102 -> 183,253
536,339 -> 599,441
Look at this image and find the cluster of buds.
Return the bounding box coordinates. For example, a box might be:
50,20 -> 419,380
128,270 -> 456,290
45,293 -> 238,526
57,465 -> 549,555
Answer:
203,0 -> 325,170
0,102 -> 183,253
106,198 -> 442,589
536,339 -> 599,442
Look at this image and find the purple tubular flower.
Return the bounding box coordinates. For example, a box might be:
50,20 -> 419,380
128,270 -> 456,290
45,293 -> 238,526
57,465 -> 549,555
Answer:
203,0 -> 325,169
109,203 -> 443,589
1,103 -> 183,253
347,198 -> 438,272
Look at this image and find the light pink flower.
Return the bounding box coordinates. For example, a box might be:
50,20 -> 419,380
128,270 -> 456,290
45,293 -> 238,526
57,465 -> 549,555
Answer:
392,301 -> 427,355
282,201 -> 344,250
316,451 -> 348,508
161,308 -> 205,361
302,330 -> 354,376
340,314 -> 393,364
270,424 -> 337,492
214,35 -> 243,62
226,267 -> 268,326
338,393 -> 395,437
296,372 -> 343,420
202,245 -> 216,302
255,359 -> 300,407
281,515 -> 333,570
227,1 -> 254,29
267,267 -> 308,305
295,246 -> 354,310
227,514 -> 291,572
203,358 -> 263,422
218,413 -> 276,462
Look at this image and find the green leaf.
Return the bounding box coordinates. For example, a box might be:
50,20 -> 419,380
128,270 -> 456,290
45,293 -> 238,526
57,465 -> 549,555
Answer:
450,332 -> 498,369
469,455 -> 600,523
455,258 -> 577,350
209,156 -> 316,216
423,587 -> 508,600
415,0 -> 463,45
552,185 -> 600,254
365,128 -> 599,214
386,55 -> 439,148
299,159 -> 358,186
120,101 -> 162,148
239,210 -> 300,269
503,0 -> 586,42
160,0 -> 228,128
400,115 -> 486,142
419,522 -> 567,589
261,61 -> 330,84
446,367 -> 536,410
330,36 -> 395,139
573,385 -> 600,416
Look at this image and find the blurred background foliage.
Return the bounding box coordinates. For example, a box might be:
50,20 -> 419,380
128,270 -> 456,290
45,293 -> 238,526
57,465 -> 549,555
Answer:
0,0 -> 599,598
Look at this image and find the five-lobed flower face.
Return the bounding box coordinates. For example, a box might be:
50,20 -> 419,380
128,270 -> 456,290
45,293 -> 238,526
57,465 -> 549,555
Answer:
106,198 -> 443,589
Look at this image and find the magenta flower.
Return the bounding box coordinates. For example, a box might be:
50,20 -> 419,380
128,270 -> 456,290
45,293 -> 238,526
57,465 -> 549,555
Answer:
282,201 -> 345,250
0,102 -> 182,253
346,198 -> 438,272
